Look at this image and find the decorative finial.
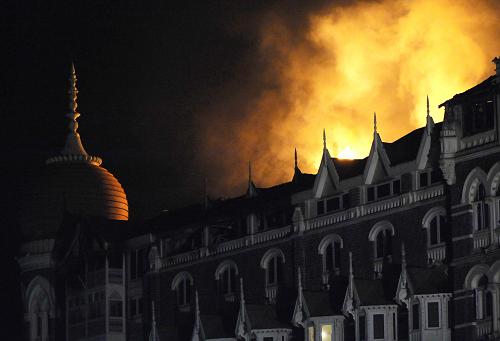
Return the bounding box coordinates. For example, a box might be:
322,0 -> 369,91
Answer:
240,277 -> 245,305
323,129 -> 327,149
298,267 -> 302,291
195,290 -> 200,318
401,242 -> 406,265
373,112 -> 377,133
203,177 -> 208,210
248,161 -> 252,183
47,63 -> 103,166
149,301 -> 159,341
152,301 -> 156,322
294,148 -> 298,169
426,95 -> 430,118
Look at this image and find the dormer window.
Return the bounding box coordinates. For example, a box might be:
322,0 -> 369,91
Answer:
366,179 -> 401,202
316,193 -> 349,216
418,169 -> 442,189
462,96 -> 495,137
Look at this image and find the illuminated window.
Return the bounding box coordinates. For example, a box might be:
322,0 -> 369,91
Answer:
321,324 -> 332,341
308,326 -> 315,341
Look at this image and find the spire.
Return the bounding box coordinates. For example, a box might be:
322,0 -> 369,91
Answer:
293,148 -> 302,182
397,242 -> 410,304
349,251 -> 354,298
240,277 -> 245,306
342,251 -> 356,316
148,301 -> 159,341
373,112 -> 377,134
191,290 -> 202,341
47,63 -> 102,165
235,277 -> 249,337
298,267 -> 303,298
62,63 -> 88,157
294,148 -> 298,169
323,128 -> 327,150
247,161 -> 257,197
203,177 -> 208,210
426,95 -> 430,119
292,266 -> 307,326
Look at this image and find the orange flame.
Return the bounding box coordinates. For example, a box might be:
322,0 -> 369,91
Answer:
200,0 -> 500,196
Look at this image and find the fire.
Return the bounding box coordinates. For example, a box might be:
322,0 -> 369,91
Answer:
338,147 -> 357,160
199,0 -> 500,195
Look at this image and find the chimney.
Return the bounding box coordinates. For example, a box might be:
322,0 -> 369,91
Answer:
493,57 -> 500,77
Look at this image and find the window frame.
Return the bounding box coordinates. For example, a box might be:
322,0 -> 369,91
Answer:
426,300 -> 441,329
366,178 -> 401,203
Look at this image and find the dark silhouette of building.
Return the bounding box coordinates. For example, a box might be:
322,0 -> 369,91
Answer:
17,57 -> 500,341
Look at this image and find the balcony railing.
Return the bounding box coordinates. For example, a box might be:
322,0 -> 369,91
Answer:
265,285 -> 278,304
409,329 -> 421,341
373,258 -> 383,277
476,318 -> 493,337
427,244 -> 446,263
474,230 -> 491,249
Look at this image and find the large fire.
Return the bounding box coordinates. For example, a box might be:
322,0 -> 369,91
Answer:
199,0 -> 500,196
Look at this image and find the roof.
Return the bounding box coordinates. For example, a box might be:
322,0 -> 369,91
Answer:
407,266 -> 450,295
303,291 -> 337,316
439,75 -> 496,107
246,304 -> 291,329
332,158 -> 367,179
200,315 -> 233,339
355,278 -> 395,306
383,127 -> 425,165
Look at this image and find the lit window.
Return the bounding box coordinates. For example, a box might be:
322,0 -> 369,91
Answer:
308,326 -> 315,341
321,324 -> 332,341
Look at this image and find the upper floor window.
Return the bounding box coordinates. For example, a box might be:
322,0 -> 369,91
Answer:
418,169 -> 442,189
427,301 -> 440,328
366,179 -> 401,202
476,275 -> 493,320
412,302 -> 420,330
316,193 -> 350,216
373,313 -> 385,339
260,248 -> 285,286
129,249 -> 145,280
462,97 -> 495,137
318,234 -> 343,279
215,260 -> 238,296
171,271 -> 193,307
474,183 -> 490,231
369,221 -> 395,260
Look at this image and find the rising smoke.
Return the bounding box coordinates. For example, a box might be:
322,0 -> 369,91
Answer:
197,0 -> 500,198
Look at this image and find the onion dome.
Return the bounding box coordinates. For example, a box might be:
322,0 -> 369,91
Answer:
20,64 -> 128,240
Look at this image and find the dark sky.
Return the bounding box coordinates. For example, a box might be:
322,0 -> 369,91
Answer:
3,1 -> 341,222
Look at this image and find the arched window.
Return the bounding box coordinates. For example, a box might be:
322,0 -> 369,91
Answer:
26,276 -> 54,341
215,260 -> 238,296
318,234 -> 343,278
171,271 -> 193,306
474,184 -> 490,231
369,221 -> 395,259
260,248 -> 285,286
464,265 -> 493,321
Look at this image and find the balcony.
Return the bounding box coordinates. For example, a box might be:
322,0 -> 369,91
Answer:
373,258 -> 383,277
265,285 -> 278,304
427,244 -> 446,263
474,230 -> 491,249
476,317 -> 493,337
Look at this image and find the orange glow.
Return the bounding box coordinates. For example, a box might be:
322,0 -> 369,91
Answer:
200,0 -> 500,195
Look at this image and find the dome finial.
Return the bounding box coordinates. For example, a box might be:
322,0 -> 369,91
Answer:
47,63 -> 102,165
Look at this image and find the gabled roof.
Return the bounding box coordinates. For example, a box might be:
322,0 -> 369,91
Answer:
407,266 -> 450,295
332,158 -> 367,179
302,291 -> 337,317
354,278 -> 395,306
246,304 -> 291,329
200,315 -> 234,339
439,75 -> 496,107
383,127 -> 425,166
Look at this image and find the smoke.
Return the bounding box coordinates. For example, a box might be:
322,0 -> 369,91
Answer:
197,0 -> 500,197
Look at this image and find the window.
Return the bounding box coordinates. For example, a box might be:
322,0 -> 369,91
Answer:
419,172 -> 429,188
373,314 -> 385,339
109,300 -> 123,317
427,302 -> 440,328
261,249 -> 285,287
319,234 -> 343,281
172,271 -> 194,307
129,249 -> 145,280
359,315 -> 366,340
308,326 -> 315,341
376,229 -> 393,258
429,215 -> 446,245
317,194 -> 348,216
474,184 -> 490,231
476,275 -> 493,320
267,255 -> 283,285
321,324 -> 332,341
129,297 -> 143,317
412,303 -> 420,330
218,265 -> 237,295
366,179 -> 401,202
462,97 -> 495,137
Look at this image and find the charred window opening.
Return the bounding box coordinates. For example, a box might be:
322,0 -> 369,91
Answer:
462,96 -> 495,137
